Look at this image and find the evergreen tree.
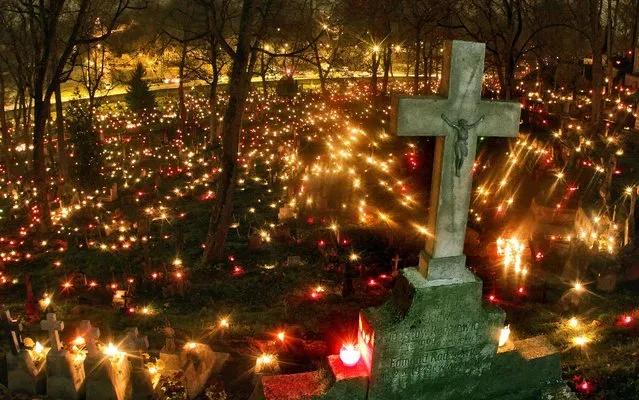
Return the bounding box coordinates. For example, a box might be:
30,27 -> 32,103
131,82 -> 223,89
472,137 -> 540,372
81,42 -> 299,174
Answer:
125,63 -> 156,115
67,102 -> 103,189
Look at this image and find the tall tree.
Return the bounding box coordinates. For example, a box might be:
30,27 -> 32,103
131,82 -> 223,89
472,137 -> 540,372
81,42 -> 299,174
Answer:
198,0 -> 232,140
0,68 -> 11,175
568,0 -> 615,123
450,0 -> 567,99
159,0 -> 207,128
0,0 -> 146,230
202,0 -> 323,264
125,63 -> 156,115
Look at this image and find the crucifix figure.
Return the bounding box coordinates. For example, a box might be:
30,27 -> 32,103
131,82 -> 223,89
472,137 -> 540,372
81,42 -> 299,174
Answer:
1,310 -> 24,355
40,313 -> 64,352
441,114 -> 484,177
391,40 -> 521,280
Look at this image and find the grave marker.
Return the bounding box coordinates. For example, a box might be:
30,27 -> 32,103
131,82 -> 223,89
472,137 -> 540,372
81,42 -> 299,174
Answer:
358,40 -> 565,400
181,343 -> 227,399
41,313 -> 86,399
159,320 -> 180,371
122,327 -> 156,400
391,40 -> 520,278
4,311 -> 47,395
40,313 -> 63,353
79,320 -> 100,358
1,311 -> 23,355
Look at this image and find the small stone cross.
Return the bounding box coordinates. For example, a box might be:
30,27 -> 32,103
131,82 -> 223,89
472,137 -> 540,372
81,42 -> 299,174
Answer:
1,310 -> 23,355
79,320 -> 100,358
123,327 -> 149,368
40,313 -> 64,352
391,40 -> 521,279
123,327 -> 149,351
391,255 -> 401,277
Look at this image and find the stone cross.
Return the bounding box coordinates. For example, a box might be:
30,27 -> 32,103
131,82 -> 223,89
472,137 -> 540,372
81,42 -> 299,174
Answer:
79,320 -> 100,358
391,40 -> 520,280
391,254 -> 401,277
123,328 -> 149,352
1,310 -> 23,355
123,328 -> 149,368
40,313 -> 64,352
109,183 -> 118,201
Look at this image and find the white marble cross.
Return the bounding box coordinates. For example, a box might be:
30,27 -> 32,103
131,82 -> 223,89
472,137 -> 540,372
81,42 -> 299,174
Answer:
391,40 -> 521,279
40,313 -> 64,352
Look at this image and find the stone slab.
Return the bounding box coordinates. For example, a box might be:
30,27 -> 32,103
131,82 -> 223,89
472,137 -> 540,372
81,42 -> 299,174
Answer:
85,355 -> 132,400
360,267 -> 568,400
181,344 -> 229,399
159,351 -> 180,371
6,351 -> 46,396
250,355 -> 367,400
130,367 -> 156,400
476,336 -> 562,399
46,350 -> 85,400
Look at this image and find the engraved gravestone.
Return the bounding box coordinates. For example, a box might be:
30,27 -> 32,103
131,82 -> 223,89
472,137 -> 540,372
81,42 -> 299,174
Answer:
359,40 -> 566,400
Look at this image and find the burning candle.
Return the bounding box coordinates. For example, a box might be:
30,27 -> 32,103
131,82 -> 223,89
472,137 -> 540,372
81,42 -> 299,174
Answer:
339,344 -> 361,367
499,325 -> 510,347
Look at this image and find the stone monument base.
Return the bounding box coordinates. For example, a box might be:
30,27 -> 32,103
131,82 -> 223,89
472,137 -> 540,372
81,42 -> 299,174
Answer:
85,355 -> 131,400
251,265 -> 576,400
359,267 -> 570,400
181,344 -> 229,399
250,355 -> 367,400
159,351 -> 180,371
46,350 -> 85,400
6,352 -> 46,396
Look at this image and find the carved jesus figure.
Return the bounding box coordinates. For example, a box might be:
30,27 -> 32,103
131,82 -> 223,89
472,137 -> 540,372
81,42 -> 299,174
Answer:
441,114 -> 484,177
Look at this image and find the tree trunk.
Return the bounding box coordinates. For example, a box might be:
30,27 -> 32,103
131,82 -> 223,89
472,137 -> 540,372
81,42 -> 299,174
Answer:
381,44 -> 391,97
371,51 -> 380,98
413,39 -> 421,95
209,78 -> 218,142
33,94 -> 52,229
592,45 -> 604,122
14,88 -> 23,134
178,42 -> 187,126
632,0 -> 639,71
422,41 -> 429,93
260,53 -> 268,94
313,45 -> 329,98
504,56 -> 515,100
22,96 -> 32,139
318,67 -> 328,97
55,83 -> 68,179
261,72 -> 268,94
495,62 -> 507,101
629,188 -> 636,245
202,0 -> 256,265
0,72 -> 11,176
